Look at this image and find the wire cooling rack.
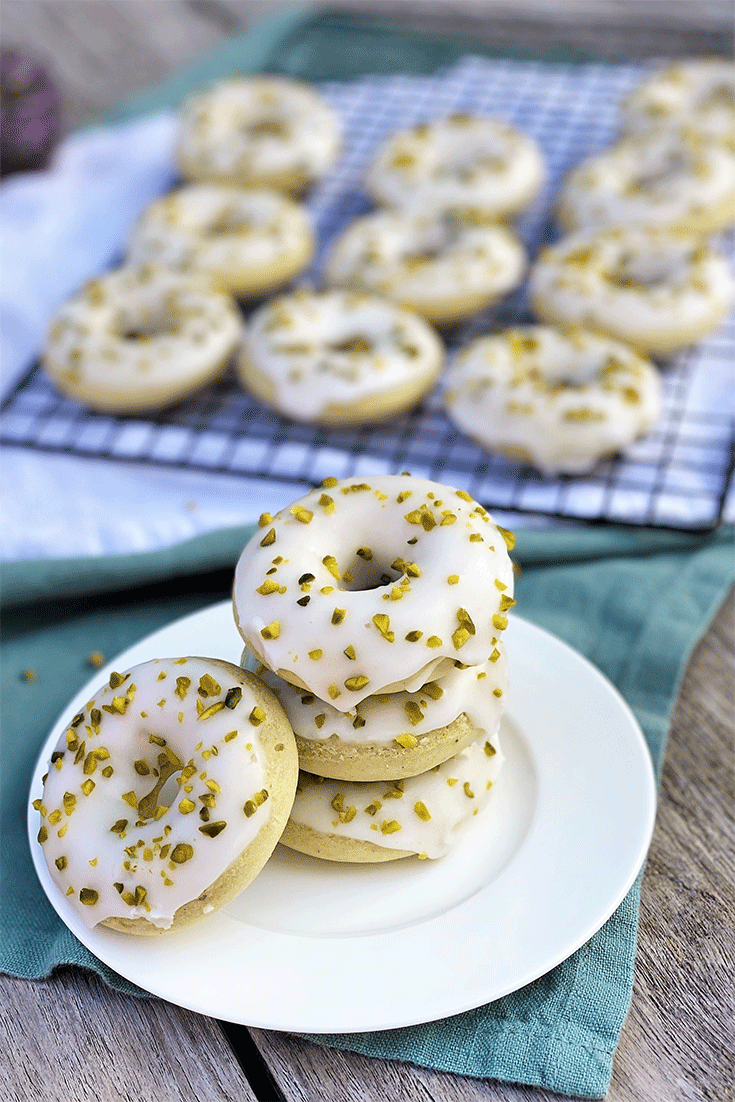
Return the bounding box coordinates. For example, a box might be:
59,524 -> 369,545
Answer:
2,55 -> 733,530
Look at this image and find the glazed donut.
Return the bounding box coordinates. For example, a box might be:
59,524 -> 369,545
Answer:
444,326 -> 662,475
280,725 -> 504,862
528,227 -> 735,355
42,266 -> 242,413
242,645 -> 508,781
324,208 -> 526,326
236,290 -> 444,425
557,129 -> 735,236
176,76 -> 341,192
34,658 -> 298,934
621,60 -> 735,142
127,186 -> 315,299
367,114 -> 545,218
233,475 -> 515,711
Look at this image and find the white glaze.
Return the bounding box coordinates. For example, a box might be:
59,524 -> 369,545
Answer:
324,208 -> 525,307
367,114 -> 545,217
287,724 -> 504,859
621,60 -> 735,141
558,129 -> 735,232
42,266 -> 242,406
127,185 -> 313,279
238,290 -> 444,421
246,645 -> 508,747
36,658 -> 272,930
445,326 -> 662,475
177,76 -> 341,185
233,475 -> 515,711
529,227 -> 735,346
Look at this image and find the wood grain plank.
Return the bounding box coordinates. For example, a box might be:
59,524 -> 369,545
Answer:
249,1028 -> 575,1101
608,590 -> 735,1102
0,968 -> 258,1102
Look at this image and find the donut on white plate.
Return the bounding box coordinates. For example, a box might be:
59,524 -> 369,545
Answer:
232,475 -> 515,711
280,725 -> 505,863
242,643 -> 508,781
35,658 -> 298,934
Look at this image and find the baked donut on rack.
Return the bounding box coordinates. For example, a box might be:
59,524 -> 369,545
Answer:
34,658 -> 298,934
557,129 -> 735,236
324,208 -> 526,326
366,114 -> 545,219
42,266 -> 242,413
232,475 -> 515,711
444,326 -> 662,475
242,645 -> 508,781
279,725 -> 504,862
621,60 -> 735,142
236,290 -> 444,425
176,76 -> 341,192
127,185 -> 315,299
528,227 -> 735,355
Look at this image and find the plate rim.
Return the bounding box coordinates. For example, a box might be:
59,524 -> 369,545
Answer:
27,599 -> 657,1032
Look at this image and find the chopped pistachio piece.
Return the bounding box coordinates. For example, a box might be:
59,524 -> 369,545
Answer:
345,675 -> 369,692
170,843 -> 194,863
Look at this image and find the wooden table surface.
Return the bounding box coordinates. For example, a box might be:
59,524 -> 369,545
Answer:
2,4 -> 733,1101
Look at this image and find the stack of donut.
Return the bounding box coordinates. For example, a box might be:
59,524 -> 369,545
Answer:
35,476 -> 516,931
445,59 -> 735,475
232,475 -> 515,864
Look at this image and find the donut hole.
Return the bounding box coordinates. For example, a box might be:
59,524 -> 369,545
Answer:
136,752 -> 183,821
339,549 -> 402,592
609,251 -> 677,290
328,335 -> 374,357
207,208 -> 254,237
244,116 -> 288,140
541,354 -> 615,391
629,148 -> 693,195
439,138 -> 506,181
118,307 -> 183,343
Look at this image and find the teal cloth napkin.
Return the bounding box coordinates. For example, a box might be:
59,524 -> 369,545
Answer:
2,522 -> 732,1098
3,6 -> 734,1097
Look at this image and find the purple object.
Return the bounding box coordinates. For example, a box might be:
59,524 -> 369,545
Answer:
1,49 -> 60,175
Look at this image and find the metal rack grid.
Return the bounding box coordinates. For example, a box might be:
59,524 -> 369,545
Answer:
2,55 -> 733,530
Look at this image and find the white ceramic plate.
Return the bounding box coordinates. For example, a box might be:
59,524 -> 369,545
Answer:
28,600 -> 656,1033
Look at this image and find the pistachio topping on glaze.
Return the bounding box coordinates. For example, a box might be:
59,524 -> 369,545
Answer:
36,657 -> 279,932
234,476 -> 514,711
285,724 -> 505,858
